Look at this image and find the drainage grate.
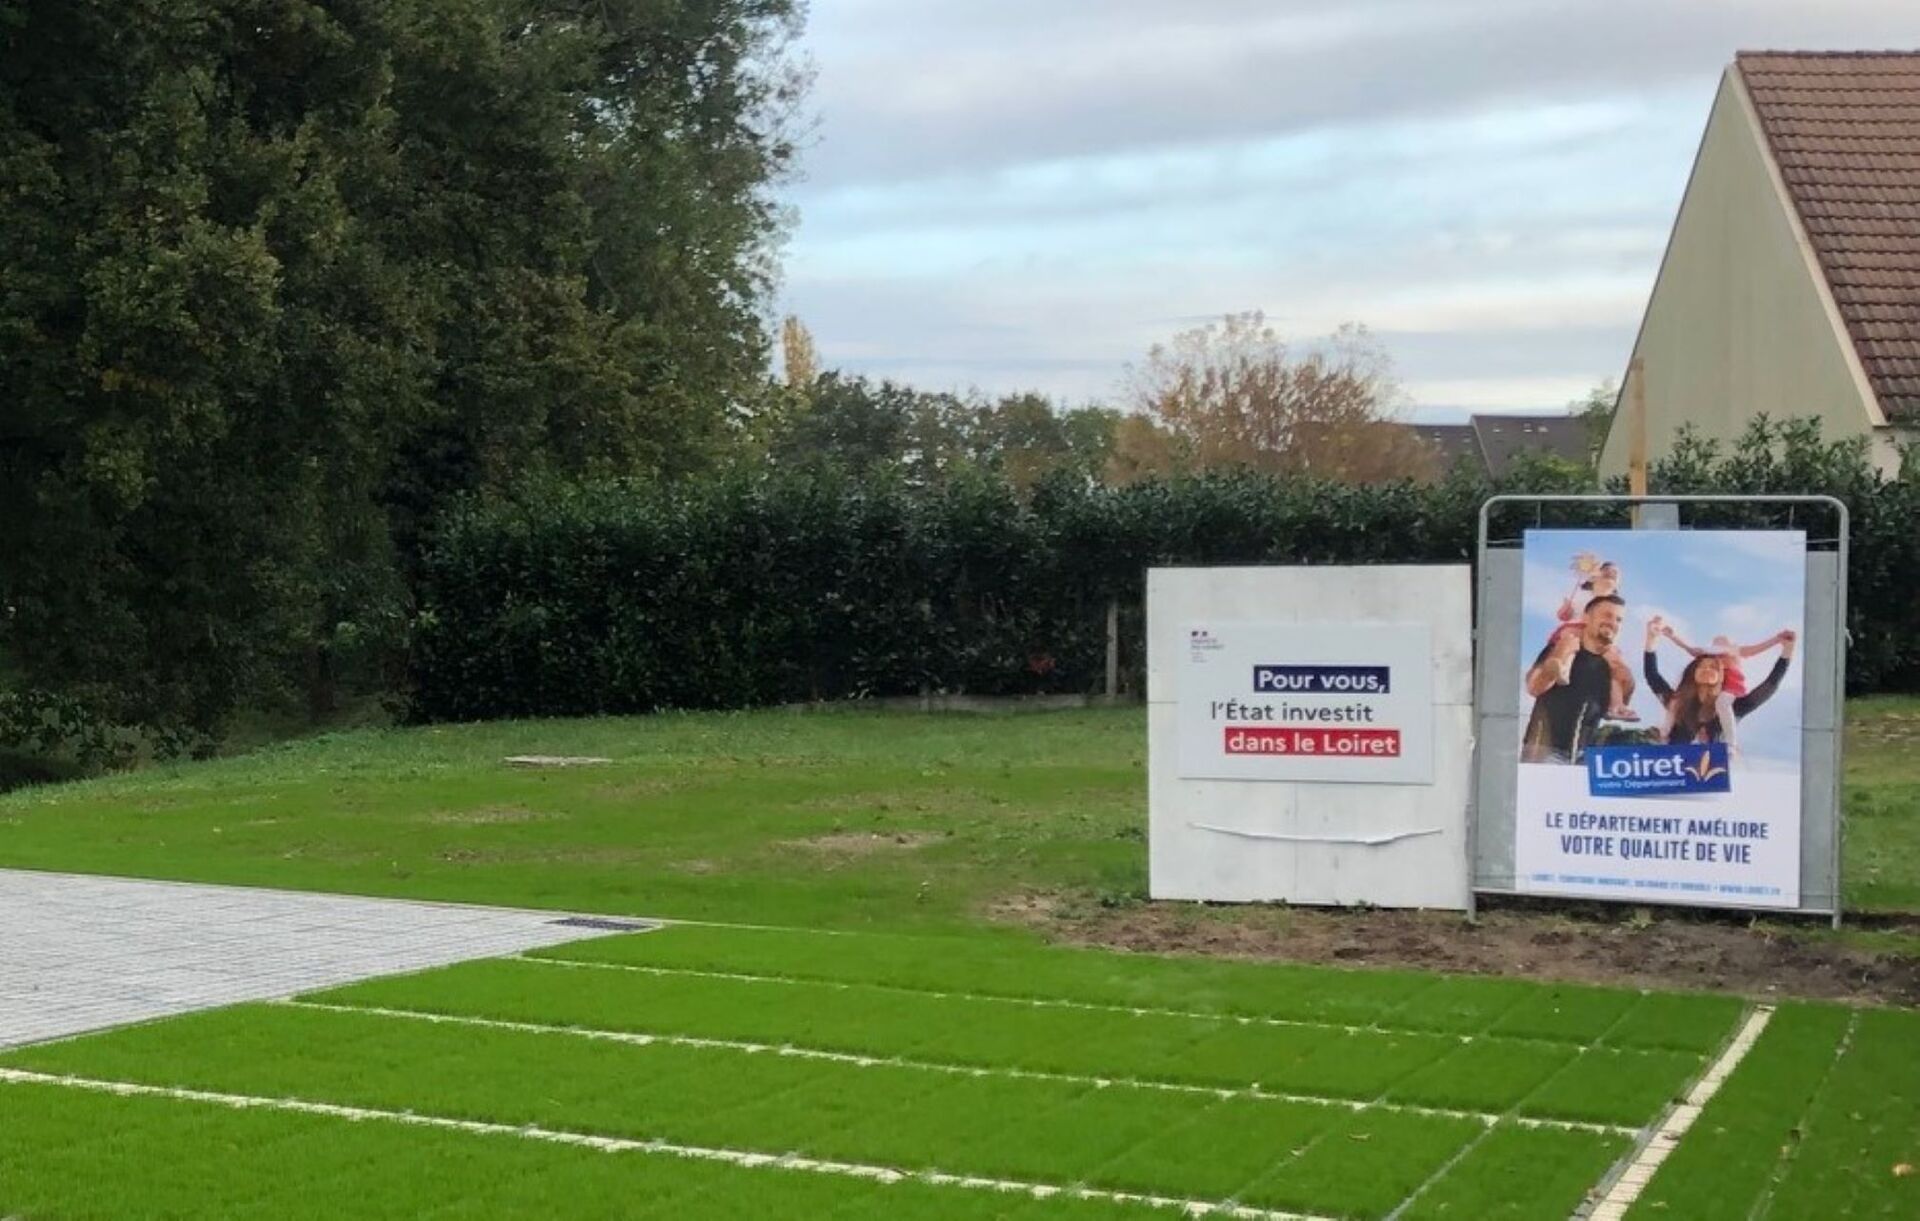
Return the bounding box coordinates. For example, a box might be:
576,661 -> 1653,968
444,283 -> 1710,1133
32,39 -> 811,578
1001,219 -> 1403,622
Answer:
549,916 -> 657,933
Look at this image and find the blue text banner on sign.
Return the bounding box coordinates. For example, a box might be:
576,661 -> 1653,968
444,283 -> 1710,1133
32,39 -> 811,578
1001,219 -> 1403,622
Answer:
1251,665 -> 1391,694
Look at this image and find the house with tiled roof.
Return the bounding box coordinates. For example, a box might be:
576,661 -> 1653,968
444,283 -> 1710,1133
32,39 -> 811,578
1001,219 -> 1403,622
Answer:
1600,51 -> 1920,477
1412,413 -> 1591,479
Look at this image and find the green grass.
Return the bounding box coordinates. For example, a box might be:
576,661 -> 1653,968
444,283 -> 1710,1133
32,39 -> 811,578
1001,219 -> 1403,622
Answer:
0,1080 -> 1176,1220
1,700 -> 1911,919
526,925 -> 1732,1054
1844,696 -> 1920,912
3,704 -> 1917,1218
1597,990 -> 1747,1054
1,1002 -> 1425,1204
1077,1094 -> 1337,1201
1400,1126 -> 1629,1221
1383,974 -> 1536,1034
1518,1047 -> 1702,1126
312,952 -> 1625,1098
0,709 -> 1150,932
1385,1039 -> 1579,1113
1627,1003 -> 1852,1219
1625,1002 -> 1920,1220
1242,1108 -> 1482,1219
1,922 -> 1719,1219
1764,1007 -> 1920,1219
1484,983 -> 1638,1043
536,922 -> 1452,1025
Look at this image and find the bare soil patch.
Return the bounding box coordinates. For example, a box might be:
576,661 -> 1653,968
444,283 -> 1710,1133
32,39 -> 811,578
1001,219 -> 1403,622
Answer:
995,893 -> 1920,1007
785,831 -> 943,856
419,805 -> 556,826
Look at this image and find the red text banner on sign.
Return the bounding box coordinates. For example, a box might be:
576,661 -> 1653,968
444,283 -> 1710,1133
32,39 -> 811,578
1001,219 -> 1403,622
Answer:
1223,727 -> 1402,757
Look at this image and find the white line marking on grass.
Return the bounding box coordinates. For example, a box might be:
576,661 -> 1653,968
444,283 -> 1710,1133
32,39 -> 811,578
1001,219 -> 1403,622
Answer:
285,1000 -> 1637,1137
519,955 -> 1597,1052
1384,985 -> 1653,1221
0,1068 -> 1334,1221
1585,1004 -> 1774,1221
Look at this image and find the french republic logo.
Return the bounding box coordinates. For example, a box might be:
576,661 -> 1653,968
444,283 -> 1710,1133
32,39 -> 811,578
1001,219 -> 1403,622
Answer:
1586,743 -> 1731,797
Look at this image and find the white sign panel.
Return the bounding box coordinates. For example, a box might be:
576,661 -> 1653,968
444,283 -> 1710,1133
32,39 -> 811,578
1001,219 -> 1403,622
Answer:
1512,529 -> 1806,908
1148,565 -> 1472,911
1177,622 -> 1433,784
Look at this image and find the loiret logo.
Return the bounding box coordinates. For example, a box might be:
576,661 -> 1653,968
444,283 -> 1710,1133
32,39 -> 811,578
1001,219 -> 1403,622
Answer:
1586,743 -> 1731,797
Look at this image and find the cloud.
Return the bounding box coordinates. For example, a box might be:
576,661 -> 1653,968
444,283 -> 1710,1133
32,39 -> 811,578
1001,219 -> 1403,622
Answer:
798,0 -> 1918,189
779,0 -> 1920,404
1523,557 -> 1579,622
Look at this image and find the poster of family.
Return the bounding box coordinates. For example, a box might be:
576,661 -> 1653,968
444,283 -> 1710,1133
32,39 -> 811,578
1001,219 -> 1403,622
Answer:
1513,528 -> 1806,908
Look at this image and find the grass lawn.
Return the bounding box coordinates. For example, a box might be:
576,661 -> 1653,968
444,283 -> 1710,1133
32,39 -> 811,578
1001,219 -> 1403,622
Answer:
2,698 -> 1916,926
2,701 -> 1917,1218
0,708 -> 1149,930
1842,696 -> 1920,912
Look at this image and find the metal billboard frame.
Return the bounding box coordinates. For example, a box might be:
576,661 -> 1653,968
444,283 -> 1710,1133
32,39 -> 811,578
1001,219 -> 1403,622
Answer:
1470,494 -> 1849,927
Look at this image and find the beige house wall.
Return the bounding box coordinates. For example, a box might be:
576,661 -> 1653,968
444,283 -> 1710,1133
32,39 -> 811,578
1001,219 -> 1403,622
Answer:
1601,68 -> 1881,477
1874,426 -> 1917,476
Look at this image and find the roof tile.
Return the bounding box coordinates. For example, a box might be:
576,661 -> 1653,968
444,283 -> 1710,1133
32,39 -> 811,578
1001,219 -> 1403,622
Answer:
1738,51 -> 1920,422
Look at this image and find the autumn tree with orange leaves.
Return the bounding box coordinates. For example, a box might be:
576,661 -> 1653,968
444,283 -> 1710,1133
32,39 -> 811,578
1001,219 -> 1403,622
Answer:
1109,313 -> 1435,484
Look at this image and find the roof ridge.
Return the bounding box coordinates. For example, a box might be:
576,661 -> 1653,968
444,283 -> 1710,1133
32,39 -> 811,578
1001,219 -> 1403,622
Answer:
1737,49 -> 1920,60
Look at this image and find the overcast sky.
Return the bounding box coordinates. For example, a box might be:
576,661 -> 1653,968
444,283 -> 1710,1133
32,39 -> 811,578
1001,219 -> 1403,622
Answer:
775,1 -> 1916,418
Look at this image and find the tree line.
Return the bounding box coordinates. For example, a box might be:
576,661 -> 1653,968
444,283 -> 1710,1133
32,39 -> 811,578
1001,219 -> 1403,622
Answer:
0,0 -> 1707,773
411,419 -> 1920,724
2,0 -> 804,763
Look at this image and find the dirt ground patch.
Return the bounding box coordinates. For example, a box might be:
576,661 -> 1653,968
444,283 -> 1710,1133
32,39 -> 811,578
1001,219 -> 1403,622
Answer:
418,805 -> 558,826
784,831 -> 943,856
1855,711 -> 1920,742
996,893 -> 1920,1007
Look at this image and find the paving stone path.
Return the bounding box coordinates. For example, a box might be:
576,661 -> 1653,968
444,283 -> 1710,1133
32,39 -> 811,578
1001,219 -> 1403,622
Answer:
0,869 -> 631,1049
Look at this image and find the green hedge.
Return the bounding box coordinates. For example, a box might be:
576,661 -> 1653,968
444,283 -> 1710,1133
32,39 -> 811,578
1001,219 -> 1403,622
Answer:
410,423 -> 1920,721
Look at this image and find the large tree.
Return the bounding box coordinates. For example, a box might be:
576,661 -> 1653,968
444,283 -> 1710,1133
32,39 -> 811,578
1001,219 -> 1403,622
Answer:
763,373 -> 1119,492
1110,313 -> 1433,484
0,0 -> 804,751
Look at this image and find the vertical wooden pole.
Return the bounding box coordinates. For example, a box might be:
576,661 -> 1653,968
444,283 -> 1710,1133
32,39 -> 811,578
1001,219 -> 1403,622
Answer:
1104,599 -> 1120,702
1628,356 -> 1648,525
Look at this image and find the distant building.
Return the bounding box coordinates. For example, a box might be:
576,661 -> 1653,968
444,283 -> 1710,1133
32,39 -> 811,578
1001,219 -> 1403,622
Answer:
1600,52 -> 1920,478
1411,413 -> 1591,479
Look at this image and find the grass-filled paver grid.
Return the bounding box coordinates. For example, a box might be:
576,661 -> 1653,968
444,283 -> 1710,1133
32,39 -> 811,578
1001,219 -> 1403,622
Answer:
0,1003 -> 1489,1216
0,925 -> 1766,1221
535,924 -> 1450,1028
1627,1004 -> 1920,1220
1765,1007 -> 1920,1218
0,1079 -> 1176,1221
531,923 -> 1744,1054
313,959 -> 1447,1102
0,924 -> 1764,1219
1399,1125 -> 1629,1221
310,951 -> 1707,1121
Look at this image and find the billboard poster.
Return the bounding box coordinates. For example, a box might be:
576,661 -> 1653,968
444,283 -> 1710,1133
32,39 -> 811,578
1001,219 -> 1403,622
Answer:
1178,621 -> 1433,784
1513,529 -> 1806,908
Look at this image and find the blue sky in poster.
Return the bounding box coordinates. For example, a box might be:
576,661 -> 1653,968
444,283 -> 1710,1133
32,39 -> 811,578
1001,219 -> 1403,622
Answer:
1520,529 -> 1806,768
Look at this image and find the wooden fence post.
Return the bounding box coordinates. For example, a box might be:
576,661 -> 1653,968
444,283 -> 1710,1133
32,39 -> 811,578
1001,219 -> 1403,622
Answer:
1628,356 -> 1648,525
1105,600 -> 1120,702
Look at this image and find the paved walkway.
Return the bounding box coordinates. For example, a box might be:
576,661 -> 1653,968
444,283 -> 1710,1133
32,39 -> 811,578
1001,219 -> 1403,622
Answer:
0,869 -> 639,1049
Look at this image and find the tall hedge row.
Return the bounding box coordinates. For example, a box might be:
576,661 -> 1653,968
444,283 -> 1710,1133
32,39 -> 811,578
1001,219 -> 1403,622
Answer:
411,427 -> 1920,721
